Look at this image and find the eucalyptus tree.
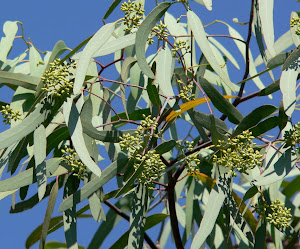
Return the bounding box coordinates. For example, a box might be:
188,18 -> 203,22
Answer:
0,0 -> 299,248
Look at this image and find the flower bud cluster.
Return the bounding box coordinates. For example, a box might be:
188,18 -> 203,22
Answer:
121,0 -> 145,33
148,21 -> 169,45
290,17 -> 300,35
284,122 -> 300,148
178,141 -> 200,174
213,130 -> 263,176
266,199 -> 292,229
61,146 -> 88,180
171,40 -> 191,62
178,80 -> 195,101
41,59 -> 76,97
0,105 -> 22,124
119,115 -> 165,186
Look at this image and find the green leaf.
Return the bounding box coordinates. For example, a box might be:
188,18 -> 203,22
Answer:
0,101 -> 53,150
254,218 -> 267,249
282,46 -> 300,71
258,0 -> 275,57
0,158 -> 62,192
128,184 -> 149,249
80,98 -> 136,142
156,46 -> 176,101
147,62 -> 160,109
111,108 -> 151,123
39,181 -> 59,249
155,140 -> 177,155
199,78 -> 243,124
193,111 -> 228,134
63,96 -> 101,176
0,71 -> 40,90
34,124 -> 47,201
250,116 -> 279,137
110,213 -> 169,249
233,105 -> 277,136
88,190 -> 106,223
58,153 -> 128,212
103,0 -> 122,20
209,114 -> 227,144
63,176 -> 80,249
280,65 -> 298,117
0,21 -> 18,62
259,80 -> 279,96
121,57 -> 137,83
191,176 -> 228,249
136,2 -> 172,79
282,175 -> 300,199
73,23 -> 115,94
252,148 -> 296,186
26,205 -> 90,249
185,178 -> 195,240
44,241 -> 85,249
267,50 -> 293,68
188,11 -> 235,91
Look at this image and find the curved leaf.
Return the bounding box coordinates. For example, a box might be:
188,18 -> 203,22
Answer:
0,71 -> 40,90
136,2 -> 172,79
155,140 -> 177,155
58,153 -> 128,212
73,23 -> 115,94
199,78 -> 243,124
282,45 -> 300,71
63,97 -> 101,176
193,111 -> 228,134
0,21 -> 18,62
0,102 -> 52,150
250,116 -> 279,137
188,11 -> 235,91
233,105 -> 277,136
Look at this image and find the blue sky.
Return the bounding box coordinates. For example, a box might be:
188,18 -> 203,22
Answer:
0,1 -> 299,248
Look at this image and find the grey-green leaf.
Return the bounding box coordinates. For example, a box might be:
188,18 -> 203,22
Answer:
193,111 -> 228,134
39,181 -> 58,249
73,23 -> 115,94
34,125 -> 47,201
0,21 -> 18,62
191,176 -> 228,249
58,153 -> 128,212
199,78 -> 243,124
128,184 -> 149,249
63,96 -> 101,177
188,10 -> 235,91
0,71 -> 40,90
136,2 -> 172,79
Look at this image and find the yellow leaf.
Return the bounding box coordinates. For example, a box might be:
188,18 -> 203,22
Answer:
189,171 -> 216,189
165,96 -> 236,122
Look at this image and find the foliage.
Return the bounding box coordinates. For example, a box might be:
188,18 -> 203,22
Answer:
0,0 -> 299,248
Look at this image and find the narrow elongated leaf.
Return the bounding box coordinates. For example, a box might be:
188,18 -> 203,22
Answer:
155,140 -> 177,155
267,50 -> 293,68
73,34 -> 136,59
147,83 -> 160,109
80,98 -> 136,142
186,178 -> 195,240
0,71 -> 40,90
103,0 -> 122,20
88,190 -> 105,223
250,116 -> 279,137
209,114 -> 227,144
58,153 -> 128,212
233,105 -> 277,136
0,158 -> 62,192
136,2 -> 172,79
63,97 -> 101,176
63,176 -> 80,249
39,181 -> 58,249
259,80 -> 279,96
34,125 -> 47,201
193,111 -> 228,134
73,23 -> 115,94
252,148 -> 296,186
128,184 -> 149,249
121,57 -> 137,83
258,0 -> 275,57
188,11 -> 235,91
26,205 -> 90,249
191,176 -> 228,249
280,65 -> 298,117
0,21 -> 18,62
282,45 -> 300,71
199,78 -> 243,124
155,46 -> 175,101
0,101 -> 52,150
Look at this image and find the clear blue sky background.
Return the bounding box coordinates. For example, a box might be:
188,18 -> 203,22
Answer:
0,1 -> 299,249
